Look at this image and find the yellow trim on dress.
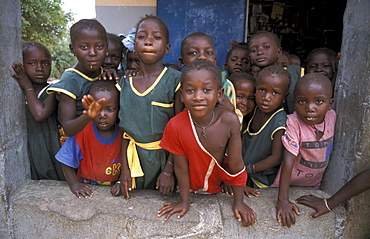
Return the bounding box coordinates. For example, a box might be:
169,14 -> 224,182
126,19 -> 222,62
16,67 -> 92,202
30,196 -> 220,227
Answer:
271,126 -> 286,140
65,68 -> 102,81
123,132 -> 162,188
46,87 -> 76,99
130,67 -> 168,96
243,108 -> 285,135
250,177 -> 269,188
151,101 -> 174,108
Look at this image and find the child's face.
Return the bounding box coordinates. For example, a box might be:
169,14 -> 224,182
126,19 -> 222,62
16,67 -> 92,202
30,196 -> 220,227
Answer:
103,39 -> 122,71
181,68 -> 222,120
179,36 -> 216,67
23,46 -> 51,85
135,18 -> 170,65
306,52 -> 335,80
294,80 -> 333,125
277,53 -> 291,69
234,79 -> 256,116
249,35 -> 281,69
126,51 -> 140,71
91,90 -> 119,133
70,28 -> 108,74
224,48 -> 250,75
255,73 -> 288,114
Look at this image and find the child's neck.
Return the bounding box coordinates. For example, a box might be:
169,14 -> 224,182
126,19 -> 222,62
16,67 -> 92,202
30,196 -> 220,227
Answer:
97,125 -> 116,139
133,63 -> 165,93
251,107 -> 280,132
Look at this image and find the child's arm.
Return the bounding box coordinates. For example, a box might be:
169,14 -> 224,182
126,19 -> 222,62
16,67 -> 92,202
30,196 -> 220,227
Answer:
11,62 -> 57,121
61,163 -> 93,198
60,93 -> 91,136
276,148 -> 300,227
250,129 -> 285,173
119,138 -> 132,199
156,153 -> 175,196
227,114 -> 256,227
296,169 -> 370,218
174,90 -> 184,115
157,154 -> 190,220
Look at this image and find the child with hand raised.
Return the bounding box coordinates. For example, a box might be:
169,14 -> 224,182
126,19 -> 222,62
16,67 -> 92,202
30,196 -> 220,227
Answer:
242,66 -> 290,188
117,16 -> 182,198
273,73 -> 336,227
158,61 -> 256,227
47,19 -> 109,136
56,80 -> 123,198
11,41 -> 65,180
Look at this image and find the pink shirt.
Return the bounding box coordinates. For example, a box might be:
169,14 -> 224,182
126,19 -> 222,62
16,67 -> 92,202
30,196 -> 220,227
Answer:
271,110 -> 336,188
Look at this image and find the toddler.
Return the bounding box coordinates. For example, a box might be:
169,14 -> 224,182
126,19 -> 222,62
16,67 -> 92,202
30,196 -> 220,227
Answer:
273,73 -> 336,227
56,80 -> 123,198
242,66 -> 291,188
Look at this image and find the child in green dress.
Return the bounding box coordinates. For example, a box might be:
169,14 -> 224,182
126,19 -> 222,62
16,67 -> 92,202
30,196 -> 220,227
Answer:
11,41 -> 64,180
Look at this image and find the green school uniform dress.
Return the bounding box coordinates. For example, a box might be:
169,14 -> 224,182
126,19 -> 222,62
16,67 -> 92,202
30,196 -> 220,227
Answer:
242,107 -> 287,188
117,67 -> 181,189
26,86 -> 65,180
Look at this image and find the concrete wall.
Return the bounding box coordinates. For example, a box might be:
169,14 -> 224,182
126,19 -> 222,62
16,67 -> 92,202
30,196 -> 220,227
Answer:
321,0 -> 370,237
95,0 -> 156,36
0,0 -> 30,237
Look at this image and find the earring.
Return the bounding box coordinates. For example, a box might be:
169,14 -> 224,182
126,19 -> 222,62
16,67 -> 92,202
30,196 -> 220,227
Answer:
106,52 -> 109,56
283,99 -> 285,103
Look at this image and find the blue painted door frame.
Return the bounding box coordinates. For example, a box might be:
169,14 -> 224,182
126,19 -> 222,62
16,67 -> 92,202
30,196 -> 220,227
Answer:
157,0 -> 247,70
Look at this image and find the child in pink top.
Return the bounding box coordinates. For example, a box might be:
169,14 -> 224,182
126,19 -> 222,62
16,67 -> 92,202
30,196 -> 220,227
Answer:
274,73 -> 336,227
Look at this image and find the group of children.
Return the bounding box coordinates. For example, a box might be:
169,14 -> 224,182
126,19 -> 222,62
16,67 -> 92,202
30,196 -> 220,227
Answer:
11,16 -> 369,228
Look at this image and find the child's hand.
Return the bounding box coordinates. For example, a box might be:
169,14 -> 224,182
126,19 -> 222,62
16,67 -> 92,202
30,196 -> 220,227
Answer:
296,194 -> 330,218
156,172 -> 175,197
232,201 -> 257,227
99,69 -> 120,83
221,183 -> 260,197
157,201 -> 189,221
123,68 -> 138,78
110,181 -> 122,196
69,181 -> 93,198
119,169 -> 132,199
217,97 -> 234,112
11,62 -> 33,90
276,199 -> 300,227
82,94 -> 106,119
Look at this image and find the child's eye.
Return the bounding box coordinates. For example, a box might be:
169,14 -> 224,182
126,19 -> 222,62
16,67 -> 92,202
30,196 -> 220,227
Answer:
323,64 -> 332,68
186,89 -> 194,93
263,45 -> 271,50
236,95 -> 243,99
108,108 -> 115,112
113,55 -> 120,60
308,64 -> 317,69
242,59 -> 249,64
154,35 -> 161,40
206,51 -> 214,56
27,62 -> 36,66
250,48 -> 257,53
316,100 -> 323,104
80,45 -> 88,50
272,91 -> 280,96
248,96 -> 255,101
297,100 -> 305,104
97,45 -> 104,50
188,51 -> 197,56
42,61 -> 50,66
258,88 -> 265,92
137,35 -> 145,39
203,88 -> 212,93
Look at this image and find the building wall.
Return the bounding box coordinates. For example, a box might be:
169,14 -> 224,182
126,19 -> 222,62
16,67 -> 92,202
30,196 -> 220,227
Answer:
95,0 -> 156,36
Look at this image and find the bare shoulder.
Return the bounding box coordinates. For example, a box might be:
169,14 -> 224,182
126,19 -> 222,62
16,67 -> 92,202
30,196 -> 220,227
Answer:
217,107 -> 239,124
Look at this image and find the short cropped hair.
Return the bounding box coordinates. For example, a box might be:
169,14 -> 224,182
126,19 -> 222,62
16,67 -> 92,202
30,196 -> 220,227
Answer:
305,47 -> 337,73
70,19 -> 107,44
22,41 -> 51,59
89,80 -> 118,95
181,60 -> 222,89
249,31 -> 281,48
107,33 -> 124,54
225,44 -> 249,63
180,32 -> 213,57
294,73 -> 332,98
228,72 -> 256,85
136,15 -> 169,44
257,65 -> 291,93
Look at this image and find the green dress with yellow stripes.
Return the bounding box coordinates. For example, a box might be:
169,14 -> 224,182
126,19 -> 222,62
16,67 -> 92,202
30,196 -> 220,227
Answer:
117,67 -> 181,189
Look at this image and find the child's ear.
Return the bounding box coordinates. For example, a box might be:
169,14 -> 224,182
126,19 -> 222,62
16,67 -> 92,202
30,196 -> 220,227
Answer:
277,47 -> 282,58
223,63 -> 228,70
217,88 -> 224,102
69,43 -> 75,55
165,43 -> 171,55
179,88 -> 184,103
178,57 -> 185,68
328,98 -> 334,109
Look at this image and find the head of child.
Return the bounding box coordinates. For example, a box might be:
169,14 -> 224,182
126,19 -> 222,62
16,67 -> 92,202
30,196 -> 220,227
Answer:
89,80 -> 119,134
277,51 -> 292,69
255,65 -> 291,115
305,47 -> 336,83
22,41 -> 52,86
69,19 -> 108,76
126,51 -> 140,71
180,61 -> 223,119
224,44 -> 250,75
294,73 -> 333,126
249,31 -> 282,70
179,32 -> 216,68
164,62 -> 180,71
229,72 -> 256,117
135,15 -> 170,65
103,33 -> 123,71
290,54 -> 301,66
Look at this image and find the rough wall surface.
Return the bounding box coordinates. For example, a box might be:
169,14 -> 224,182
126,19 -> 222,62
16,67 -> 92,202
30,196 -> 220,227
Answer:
0,0 -> 29,238
11,181 -> 345,239
320,0 -> 370,238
